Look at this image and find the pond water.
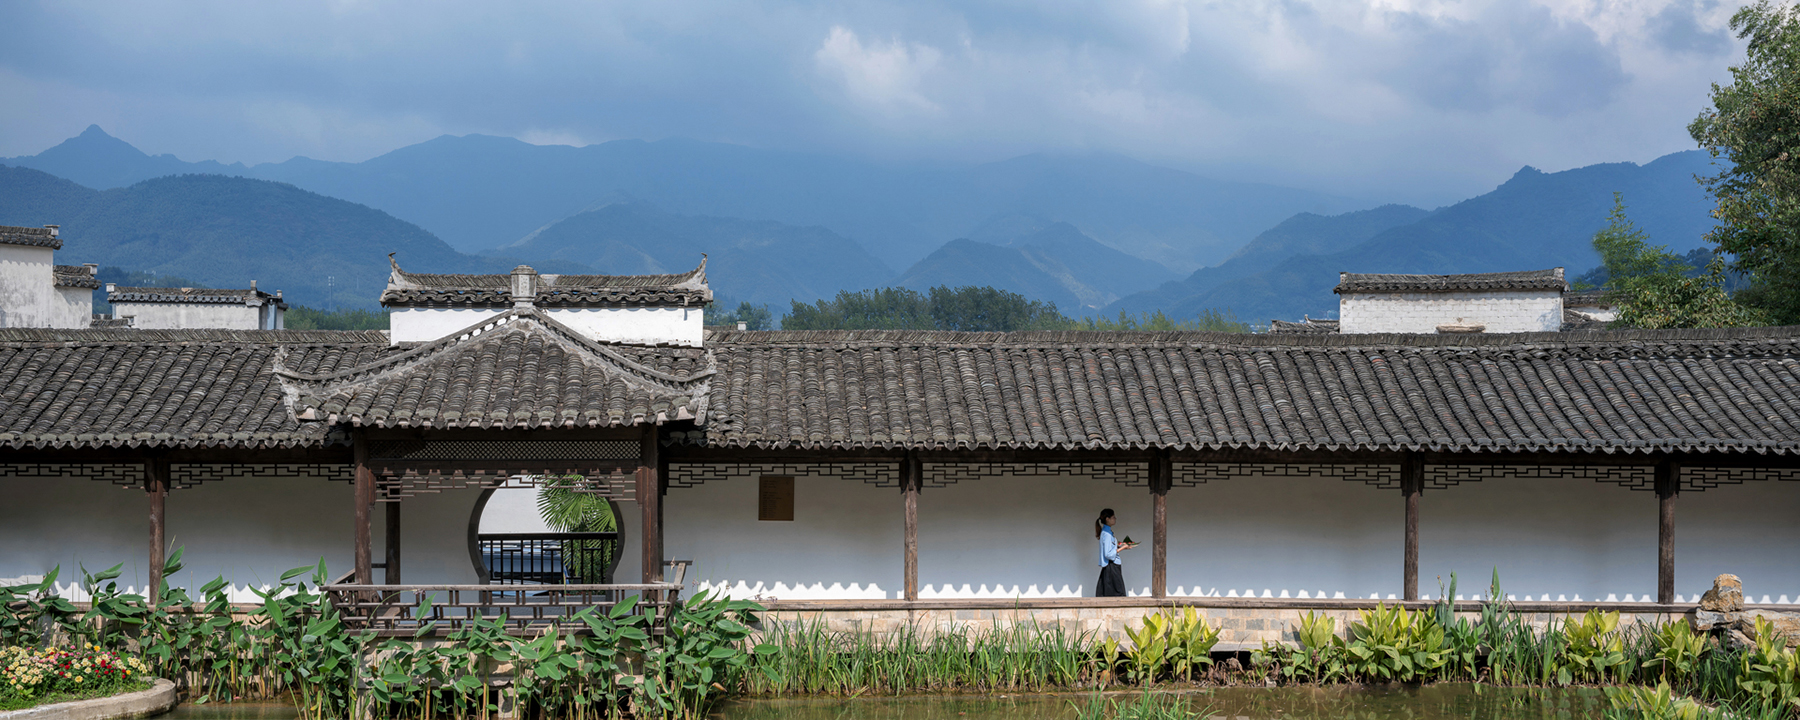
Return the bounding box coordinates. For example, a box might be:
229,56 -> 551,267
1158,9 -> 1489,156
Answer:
718,685 -> 1610,720
154,685 -> 1609,720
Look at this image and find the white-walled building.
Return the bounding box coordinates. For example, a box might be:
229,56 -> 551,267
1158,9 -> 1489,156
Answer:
0,225 -> 96,329
382,256 -> 707,346
107,283 -> 286,330
1335,268 -> 1569,334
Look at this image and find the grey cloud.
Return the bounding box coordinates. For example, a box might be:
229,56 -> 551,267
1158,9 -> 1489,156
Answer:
1377,3 -> 1628,117
1648,1 -> 1731,56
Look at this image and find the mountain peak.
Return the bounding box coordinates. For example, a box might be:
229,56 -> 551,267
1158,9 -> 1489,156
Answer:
79,124 -> 113,139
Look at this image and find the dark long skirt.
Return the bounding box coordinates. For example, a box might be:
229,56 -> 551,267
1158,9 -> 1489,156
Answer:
1096,562 -> 1126,597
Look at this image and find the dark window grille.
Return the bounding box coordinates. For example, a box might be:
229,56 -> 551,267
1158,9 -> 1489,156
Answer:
479,532 -> 619,585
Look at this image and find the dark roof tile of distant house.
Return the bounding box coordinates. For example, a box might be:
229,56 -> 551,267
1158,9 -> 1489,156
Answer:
1335,268 -> 1568,294
1564,289 -> 1616,308
1269,319 -> 1339,334
1561,309 -> 1612,332
52,265 -> 99,289
0,225 -> 61,250
381,257 -> 711,307
108,286 -> 285,306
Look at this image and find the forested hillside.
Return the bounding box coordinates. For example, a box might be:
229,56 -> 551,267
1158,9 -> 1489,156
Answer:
0,167 -> 510,308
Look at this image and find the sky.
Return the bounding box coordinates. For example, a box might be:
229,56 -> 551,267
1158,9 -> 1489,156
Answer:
0,0 -> 1751,206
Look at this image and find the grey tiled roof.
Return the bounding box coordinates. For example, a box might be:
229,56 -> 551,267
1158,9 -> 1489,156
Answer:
381,258 -> 711,308
109,286 -> 284,306
1564,289 -> 1616,308
0,226 -> 61,250
1269,319 -> 1339,334
1336,268 -> 1568,294
279,310 -> 713,429
0,329 -> 391,450
687,327 -> 1800,454
52,266 -> 99,289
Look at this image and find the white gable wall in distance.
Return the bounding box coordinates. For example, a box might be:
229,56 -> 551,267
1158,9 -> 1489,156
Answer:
0,245 -> 57,328
1339,290 -> 1563,334
116,302 -> 264,330
53,287 -> 92,329
389,306 -> 704,346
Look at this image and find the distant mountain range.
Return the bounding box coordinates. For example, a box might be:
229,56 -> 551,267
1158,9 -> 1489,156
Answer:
1,127 -> 1728,325
496,201 -> 893,307
894,220 -> 1179,315
0,166 -> 502,308
1107,151 -> 1723,324
4,126 -> 1353,272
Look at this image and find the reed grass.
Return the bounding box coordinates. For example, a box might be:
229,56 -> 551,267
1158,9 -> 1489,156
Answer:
747,617 -> 1096,695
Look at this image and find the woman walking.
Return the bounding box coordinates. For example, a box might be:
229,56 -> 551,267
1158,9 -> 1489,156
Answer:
1095,508 -> 1135,597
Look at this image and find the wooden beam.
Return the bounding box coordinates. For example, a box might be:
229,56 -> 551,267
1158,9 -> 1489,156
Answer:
903,451 -> 921,602
145,458 -> 168,601
1402,453 -> 1423,602
1657,461 -> 1677,604
1150,451 -> 1171,599
353,433 -> 375,585
639,427 -> 662,583
383,498 -> 402,584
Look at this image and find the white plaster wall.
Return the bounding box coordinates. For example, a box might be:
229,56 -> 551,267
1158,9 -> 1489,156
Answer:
0,245 -> 58,328
0,475 -> 492,600
478,488 -> 553,533
389,307 -> 703,346
918,475 -> 1154,598
1166,475 -> 1401,599
53,287 -> 92,328
667,476 -> 901,600
1340,291 -> 1562,334
116,302 -> 263,330
1677,480 -> 1800,604
1424,478 -> 1652,602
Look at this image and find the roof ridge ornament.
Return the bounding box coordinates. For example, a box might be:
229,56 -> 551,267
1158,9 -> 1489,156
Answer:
511,264 -> 538,308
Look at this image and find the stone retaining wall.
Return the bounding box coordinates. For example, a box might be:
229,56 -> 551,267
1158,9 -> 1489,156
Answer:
0,679 -> 176,720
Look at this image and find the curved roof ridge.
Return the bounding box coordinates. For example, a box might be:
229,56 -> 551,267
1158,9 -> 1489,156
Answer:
1335,268 -> 1568,294
276,308 -> 713,389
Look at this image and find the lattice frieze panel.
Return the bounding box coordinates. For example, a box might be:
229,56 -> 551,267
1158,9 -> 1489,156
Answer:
171,463 -> 354,489
930,462 -> 1150,488
1423,465 -> 1656,491
1173,463 -> 1400,489
668,463 -> 898,489
375,470 -> 636,501
1681,467 -> 1800,491
367,440 -> 638,462
0,463 -> 145,488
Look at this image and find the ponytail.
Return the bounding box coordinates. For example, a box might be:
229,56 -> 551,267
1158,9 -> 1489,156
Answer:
1095,508 -> 1115,538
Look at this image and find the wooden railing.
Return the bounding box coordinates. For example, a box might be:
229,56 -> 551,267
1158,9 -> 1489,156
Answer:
325,582 -> 682,637
478,532 -> 620,584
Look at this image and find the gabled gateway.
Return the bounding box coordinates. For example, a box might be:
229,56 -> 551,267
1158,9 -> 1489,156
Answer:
382,255 -> 710,346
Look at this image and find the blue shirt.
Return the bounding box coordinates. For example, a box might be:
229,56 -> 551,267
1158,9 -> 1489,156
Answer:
1100,525 -> 1121,567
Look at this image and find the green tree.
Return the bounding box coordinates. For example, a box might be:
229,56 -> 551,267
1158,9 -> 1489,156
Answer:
1689,0 -> 1800,323
709,300 -> 774,330
1080,309 -> 1249,332
1591,194 -> 1764,328
285,306 -> 390,330
782,287 -> 934,330
535,477 -> 619,583
926,286 -> 1068,331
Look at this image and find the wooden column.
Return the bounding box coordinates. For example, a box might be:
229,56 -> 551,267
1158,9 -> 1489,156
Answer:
902,451 -> 921,601
145,459 -> 169,601
1150,451 -> 1171,599
1656,461 -> 1677,604
383,498 -> 402,584
352,433 -> 375,585
639,427 -> 662,583
1401,453 -> 1423,601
